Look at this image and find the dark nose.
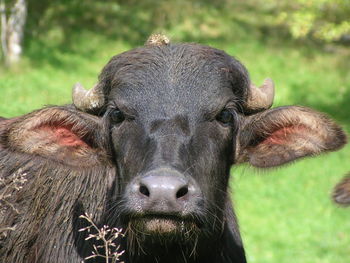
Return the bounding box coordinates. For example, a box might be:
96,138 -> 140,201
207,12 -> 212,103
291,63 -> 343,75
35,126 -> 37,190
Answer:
139,174 -> 189,199
129,168 -> 200,214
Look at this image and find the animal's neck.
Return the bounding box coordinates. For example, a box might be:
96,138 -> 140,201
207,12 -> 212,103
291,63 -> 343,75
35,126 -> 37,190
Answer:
124,234 -> 225,263
127,249 -> 218,263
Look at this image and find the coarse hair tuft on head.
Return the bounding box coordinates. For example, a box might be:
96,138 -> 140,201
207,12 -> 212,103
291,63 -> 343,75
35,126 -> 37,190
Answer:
145,34 -> 170,46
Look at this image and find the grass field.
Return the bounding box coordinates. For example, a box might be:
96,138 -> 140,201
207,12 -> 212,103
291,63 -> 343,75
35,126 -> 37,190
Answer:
0,31 -> 349,262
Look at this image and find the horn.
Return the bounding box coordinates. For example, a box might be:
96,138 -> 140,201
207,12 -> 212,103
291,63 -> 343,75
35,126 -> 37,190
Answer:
244,78 -> 275,113
72,83 -> 104,112
145,34 -> 170,46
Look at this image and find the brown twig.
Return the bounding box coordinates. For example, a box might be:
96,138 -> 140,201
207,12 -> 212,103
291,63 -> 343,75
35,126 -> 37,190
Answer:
79,213 -> 125,263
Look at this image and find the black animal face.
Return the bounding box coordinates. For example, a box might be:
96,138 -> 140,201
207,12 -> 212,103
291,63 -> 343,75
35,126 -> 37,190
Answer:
101,44 -> 248,248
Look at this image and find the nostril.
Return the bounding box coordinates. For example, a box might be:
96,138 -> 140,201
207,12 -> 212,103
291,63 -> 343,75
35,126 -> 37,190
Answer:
139,184 -> 150,197
176,186 -> 189,199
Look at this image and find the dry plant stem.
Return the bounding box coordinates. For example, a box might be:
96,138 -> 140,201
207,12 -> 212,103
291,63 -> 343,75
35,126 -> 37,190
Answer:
0,169 -> 28,241
79,213 -> 125,263
0,226 -> 15,232
0,169 -> 27,212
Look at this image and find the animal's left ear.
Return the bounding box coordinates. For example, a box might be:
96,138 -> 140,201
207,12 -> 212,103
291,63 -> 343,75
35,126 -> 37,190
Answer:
332,175 -> 350,206
236,106 -> 347,168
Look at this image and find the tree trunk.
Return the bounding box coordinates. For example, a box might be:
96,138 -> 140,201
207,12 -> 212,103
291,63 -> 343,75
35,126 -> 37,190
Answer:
0,0 -> 27,66
0,0 -> 7,61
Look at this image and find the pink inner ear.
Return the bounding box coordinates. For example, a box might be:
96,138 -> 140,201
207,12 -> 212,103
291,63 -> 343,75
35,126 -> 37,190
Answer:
261,125 -> 307,145
39,125 -> 88,147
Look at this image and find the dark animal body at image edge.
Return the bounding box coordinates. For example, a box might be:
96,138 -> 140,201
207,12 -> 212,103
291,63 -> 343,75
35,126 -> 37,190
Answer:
333,174 -> 350,206
0,35 -> 347,263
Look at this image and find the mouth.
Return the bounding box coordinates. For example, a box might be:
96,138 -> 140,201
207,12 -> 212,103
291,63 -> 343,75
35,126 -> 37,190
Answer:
128,215 -> 199,236
124,214 -> 201,256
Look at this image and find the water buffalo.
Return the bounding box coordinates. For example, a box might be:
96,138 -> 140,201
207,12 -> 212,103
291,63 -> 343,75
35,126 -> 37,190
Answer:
333,174 -> 350,206
0,35 -> 347,263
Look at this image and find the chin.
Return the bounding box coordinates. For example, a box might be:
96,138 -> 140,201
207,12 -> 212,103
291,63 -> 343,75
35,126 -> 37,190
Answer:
125,215 -> 200,251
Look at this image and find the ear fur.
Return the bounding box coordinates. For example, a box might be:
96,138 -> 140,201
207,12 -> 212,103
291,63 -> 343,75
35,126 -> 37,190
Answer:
1,106 -> 108,167
236,106 -> 347,168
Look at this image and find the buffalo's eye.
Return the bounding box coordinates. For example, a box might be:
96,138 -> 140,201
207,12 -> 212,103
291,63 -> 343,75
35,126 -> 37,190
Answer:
110,109 -> 125,123
216,109 -> 235,125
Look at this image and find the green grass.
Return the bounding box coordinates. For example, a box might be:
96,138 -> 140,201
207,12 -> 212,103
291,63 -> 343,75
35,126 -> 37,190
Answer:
233,151 -> 350,263
0,31 -> 349,262
0,33 -> 132,116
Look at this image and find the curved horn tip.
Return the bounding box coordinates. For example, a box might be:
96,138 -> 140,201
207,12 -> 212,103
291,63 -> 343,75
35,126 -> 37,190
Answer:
72,83 -> 104,112
146,34 -> 170,46
244,78 -> 276,113
73,82 -> 83,88
262,78 -> 275,101
264,78 -> 274,88
72,82 -> 86,93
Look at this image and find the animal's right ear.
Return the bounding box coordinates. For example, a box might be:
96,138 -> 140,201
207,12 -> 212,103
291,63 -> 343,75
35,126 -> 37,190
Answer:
0,107 -> 108,167
333,175 -> 350,206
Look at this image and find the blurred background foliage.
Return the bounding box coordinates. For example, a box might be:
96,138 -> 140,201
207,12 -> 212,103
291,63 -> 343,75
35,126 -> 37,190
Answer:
0,1 -> 349,262
22,0 -> 350,44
